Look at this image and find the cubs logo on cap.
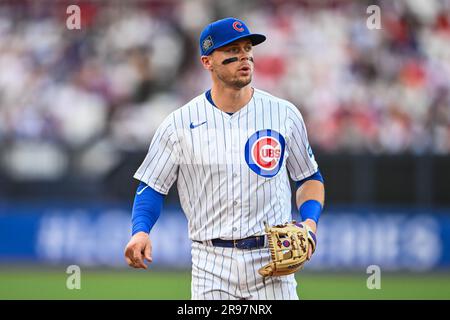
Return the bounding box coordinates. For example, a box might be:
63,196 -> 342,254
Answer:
245,129 -> 285,178
199,17 -> 266,56
232,21 -> 244,32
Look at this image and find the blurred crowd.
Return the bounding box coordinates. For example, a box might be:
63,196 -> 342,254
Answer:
0,0 -> 449,180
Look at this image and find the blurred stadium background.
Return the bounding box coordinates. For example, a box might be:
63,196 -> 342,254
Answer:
1,0 -> 450,299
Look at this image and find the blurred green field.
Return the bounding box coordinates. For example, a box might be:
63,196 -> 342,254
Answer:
0,267 -> 449,300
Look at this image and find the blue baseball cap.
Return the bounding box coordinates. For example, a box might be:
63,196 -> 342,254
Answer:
199,17 -> 266,56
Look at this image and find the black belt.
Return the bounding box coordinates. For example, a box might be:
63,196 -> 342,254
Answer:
194,235 -> 266,250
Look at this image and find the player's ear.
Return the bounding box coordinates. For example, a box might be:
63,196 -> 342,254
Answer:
200,55 -> 213,71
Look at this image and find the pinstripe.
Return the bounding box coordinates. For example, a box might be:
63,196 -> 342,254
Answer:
228,111 -> 240,296
286,277 -> 291,299
192,243 -> 201,298
242,249 -> 251,297
153,147 -> 176,187
287,106 -> 317,171
287,116 -> 315,175
249,97 -> 260,237
274,101 -> 284,225
172,114 -> 194,211
246,102 -> 259,299
283,106 -> 312,179
195,102 -> 210,297
158,150 -> 178,184
285,130 -> 305,175
247,100 -> 251,236
220,110 -> 234,295
253,96 -> 259,235
266,99 -> 277,299
177,169 -> 192,208
279,106 -> 292,300
212,109 -> 223,237
229,118 -> 236,239
188,105 -> 203,236
261,252 -> 268,299
179,107 -> 198,203
203,101 -> 219,294
261,97 -> 267,229
198,246 -> 204,297
201,245 -> 210,299
203,100 -> 215,240
219,110 -> 229,237
195,102 -> 208,240
249,249 -> 260,299
146,139 -> 176,180
257,97 -> 269,299
289,105 -> 310,140
232,248 -> 239,297
137,124 -> 172,183
152,121 -> 179,185
198,247 -> 204,299
266,99 -> 276,226
184,105 -> 200,206
238,110 -> 243,239
260,98 -> 268,226
289,114 -> 313,165
279,276 -> 285,300
218,246 -> 226,300
224,247 -> 233,299
141,132 -> 173,190
220,110 -> 227,150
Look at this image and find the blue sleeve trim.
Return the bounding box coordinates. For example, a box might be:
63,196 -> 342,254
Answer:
299,199 -> 323,225
131,182 -> 165,235
295,169 -> 324,190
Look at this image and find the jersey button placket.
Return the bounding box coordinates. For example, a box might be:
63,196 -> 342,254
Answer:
226,118 -> 235,237
230,119 -> 241,238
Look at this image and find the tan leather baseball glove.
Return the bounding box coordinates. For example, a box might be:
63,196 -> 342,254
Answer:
258,221 -> 317,278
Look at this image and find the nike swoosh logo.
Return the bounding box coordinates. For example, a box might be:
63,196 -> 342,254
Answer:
190,121 -> 207,129
137,185 -> 149,195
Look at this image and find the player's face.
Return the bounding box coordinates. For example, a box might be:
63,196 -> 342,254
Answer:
206,39 -> 254,89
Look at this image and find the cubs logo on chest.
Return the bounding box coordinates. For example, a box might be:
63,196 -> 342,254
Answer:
244,129 -> 285,178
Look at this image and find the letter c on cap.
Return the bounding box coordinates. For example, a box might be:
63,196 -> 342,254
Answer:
233,21 -> 244,32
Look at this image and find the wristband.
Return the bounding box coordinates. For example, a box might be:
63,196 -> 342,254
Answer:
298,199 -> 322,225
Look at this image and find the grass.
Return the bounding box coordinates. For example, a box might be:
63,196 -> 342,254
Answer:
0,267 -> 449,300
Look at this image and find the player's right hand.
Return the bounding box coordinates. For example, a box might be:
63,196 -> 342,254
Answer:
124,232 -> 152,269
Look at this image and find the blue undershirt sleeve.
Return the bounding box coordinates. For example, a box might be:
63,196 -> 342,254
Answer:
295,169 -> 325,224
295,169 -> 324,190
131,181 -> 165,235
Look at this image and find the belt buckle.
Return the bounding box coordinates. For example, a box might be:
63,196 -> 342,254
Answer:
233,239 -> 238,248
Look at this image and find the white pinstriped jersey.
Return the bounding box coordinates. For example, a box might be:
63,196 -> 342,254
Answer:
134,88 -> 318,241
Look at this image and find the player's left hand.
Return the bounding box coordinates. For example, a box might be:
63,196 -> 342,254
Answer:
301,219 -> 317,260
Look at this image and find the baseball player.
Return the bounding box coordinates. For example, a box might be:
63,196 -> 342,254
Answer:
124,17 -> 325,300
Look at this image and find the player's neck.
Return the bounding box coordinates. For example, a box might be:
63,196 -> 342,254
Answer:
210,84 -> 254,114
